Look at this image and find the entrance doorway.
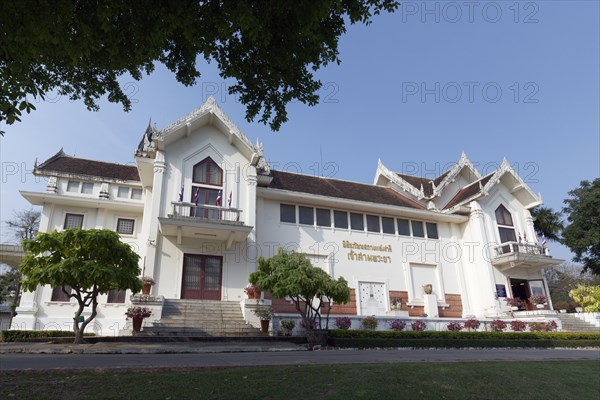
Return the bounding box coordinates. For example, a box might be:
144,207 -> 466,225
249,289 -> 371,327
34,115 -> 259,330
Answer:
510,278 -> 529,309
181,254 -> 222,300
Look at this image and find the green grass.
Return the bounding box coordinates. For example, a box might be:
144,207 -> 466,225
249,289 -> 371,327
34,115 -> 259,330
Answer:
1,361 -> 599,399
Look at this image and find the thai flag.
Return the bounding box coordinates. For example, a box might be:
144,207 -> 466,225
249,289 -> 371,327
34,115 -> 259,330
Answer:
178,186 -> 184,202
541,234 -> 547,247
227,191 -> 232,207
216,190 -> 222,206
193,187 -> 200,205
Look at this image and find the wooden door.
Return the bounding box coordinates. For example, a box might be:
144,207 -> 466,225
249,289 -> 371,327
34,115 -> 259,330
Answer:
181,254 -> 222,300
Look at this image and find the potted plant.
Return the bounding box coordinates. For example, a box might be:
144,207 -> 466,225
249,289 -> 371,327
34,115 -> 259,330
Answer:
141,276 -> 155,295
244,284 -> 261,299
253,306 -> 273,333
446,322 -> 463,331
464,318 -> 480,332
411,320 -> 427,331
504,297 -> 524,310
279,319 -> 296,336
490,319 -> 507,332
360,315 -> 378,330
334,316 -> 352,330
125,306 -> 152,333
389,320 -> 406,331
529,294 -> 547,308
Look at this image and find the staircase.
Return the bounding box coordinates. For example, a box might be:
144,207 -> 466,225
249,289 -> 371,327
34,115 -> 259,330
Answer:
555,313 -> 600,332
140,299 -> 263,337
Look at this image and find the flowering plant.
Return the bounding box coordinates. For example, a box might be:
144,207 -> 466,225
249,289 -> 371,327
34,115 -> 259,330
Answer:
446,322 -> 463,331
529,294 -> 547,305
244,285 -> 260,296
490,319 -> 507,332
334,317 -> 352,330
464,319 -> 480,331
545,320 -> 558,331
510,320 -> 527,332
125,306 -> 152,319
141,276 -> 155,285
411,320 -> 426,331
504,298 -> 524,307
389,320 -> 407,331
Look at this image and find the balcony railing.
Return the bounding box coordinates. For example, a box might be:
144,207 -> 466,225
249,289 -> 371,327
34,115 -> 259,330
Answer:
169,202 -> 243,225
494,241 -> 550,258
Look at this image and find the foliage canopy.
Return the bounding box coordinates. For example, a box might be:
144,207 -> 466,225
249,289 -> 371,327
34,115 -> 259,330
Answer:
0,1 -> 398,134
562,179 -> 600,275
250,248 -> 350,329
20,229 -> 141,343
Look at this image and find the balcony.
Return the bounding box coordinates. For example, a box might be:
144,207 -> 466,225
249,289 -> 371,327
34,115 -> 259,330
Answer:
158,202 -> 253,246
491,241 -> 563,272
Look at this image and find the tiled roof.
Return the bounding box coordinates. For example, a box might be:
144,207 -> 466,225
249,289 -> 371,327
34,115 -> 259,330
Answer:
443,173 -> 494,210
395,170 -> 450,197
268,170 -> 425,209
36,150 -> 140,182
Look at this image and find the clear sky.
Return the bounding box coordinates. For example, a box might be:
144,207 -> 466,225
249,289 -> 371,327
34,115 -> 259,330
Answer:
1,0 -> 598,263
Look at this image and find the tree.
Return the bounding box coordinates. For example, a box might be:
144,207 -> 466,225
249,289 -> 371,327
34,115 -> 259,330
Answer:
20,229 -> 142,343
0,269 -> 21,305
250,248 -> 350,330
0,1 -> 399,135
4,208 -> 40,242
544,262 -> 600,309
530,206 -> 563,243
562,179 -> 600,275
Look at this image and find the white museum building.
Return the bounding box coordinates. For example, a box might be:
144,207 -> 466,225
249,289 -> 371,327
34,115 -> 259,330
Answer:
11,98 -> 567,335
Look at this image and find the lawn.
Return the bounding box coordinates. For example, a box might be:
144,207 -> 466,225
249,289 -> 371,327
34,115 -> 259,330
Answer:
1,361 -> 598,399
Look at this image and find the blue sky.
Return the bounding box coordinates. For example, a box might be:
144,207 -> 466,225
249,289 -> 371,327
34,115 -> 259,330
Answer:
1,1 -> 598,263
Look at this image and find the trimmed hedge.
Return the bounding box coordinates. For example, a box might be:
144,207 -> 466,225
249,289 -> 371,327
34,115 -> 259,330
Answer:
329,337 -> 600,349
329,329 -> 600,341
1,330 -> 96,342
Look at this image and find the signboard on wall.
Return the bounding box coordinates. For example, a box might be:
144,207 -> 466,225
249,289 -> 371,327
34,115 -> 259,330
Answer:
495,284 -> 507,298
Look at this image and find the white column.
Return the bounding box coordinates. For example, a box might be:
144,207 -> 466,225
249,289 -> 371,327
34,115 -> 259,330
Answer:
143,151 -> 166,282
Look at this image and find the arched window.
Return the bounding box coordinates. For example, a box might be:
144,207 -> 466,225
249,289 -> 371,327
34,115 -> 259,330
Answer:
495,204 -> 516,243
192,157 -> 222,186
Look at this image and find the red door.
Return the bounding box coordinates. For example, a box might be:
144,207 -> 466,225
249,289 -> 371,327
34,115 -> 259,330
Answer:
181,254 -> 222,300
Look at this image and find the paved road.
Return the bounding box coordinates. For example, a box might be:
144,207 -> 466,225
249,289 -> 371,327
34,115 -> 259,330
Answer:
1,348 -> 599,371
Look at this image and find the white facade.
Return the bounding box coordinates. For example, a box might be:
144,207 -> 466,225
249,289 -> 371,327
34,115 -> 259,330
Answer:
12,98 -> 562,335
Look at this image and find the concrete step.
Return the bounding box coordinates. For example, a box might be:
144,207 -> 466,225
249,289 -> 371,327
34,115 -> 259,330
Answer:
554,314 -> 600,332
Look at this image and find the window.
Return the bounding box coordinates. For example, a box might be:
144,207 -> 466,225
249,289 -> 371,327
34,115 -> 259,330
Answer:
280,204 -> 296,223
350,213 -> 364,231
495,204 -> 514,226
426,222 -> 439,239
316,208 -> 331,227
131,188 -> 143,200
107,289 -> 126,303
366,215 -> 380,233
495,205 -> 516,243
64,213 -> 84,229
397,219 -> 411,236
411,220 -> 425,237
382,217 -> 395,234
193,157 -> 223,186
116,218 -> 135,235
81,182 -> 94,194
117,186 -> 129,198
334,210 -> 348,229
51,285 -> 72,302
66,180 -> 79,192
299,206 -> 314,225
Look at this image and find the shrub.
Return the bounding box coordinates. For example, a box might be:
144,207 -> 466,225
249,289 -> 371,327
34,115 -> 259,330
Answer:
529,295 -> 547,305
334,317 -> 352,330
510,320 -> 527,332
528,322 -> 546,332
464,319 -> 480,331
553,301 -> 579,312
446,322 -> 463,331
361,315 -> 378,330
411,320 -> 426,331
389,320 -> 406,331
300,319 -> 318,330
490,320 -> 507,332
1,330 -> 95,342
545,320 -> 558,332
280,319 -> 296,330
569,285 -> 600,312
